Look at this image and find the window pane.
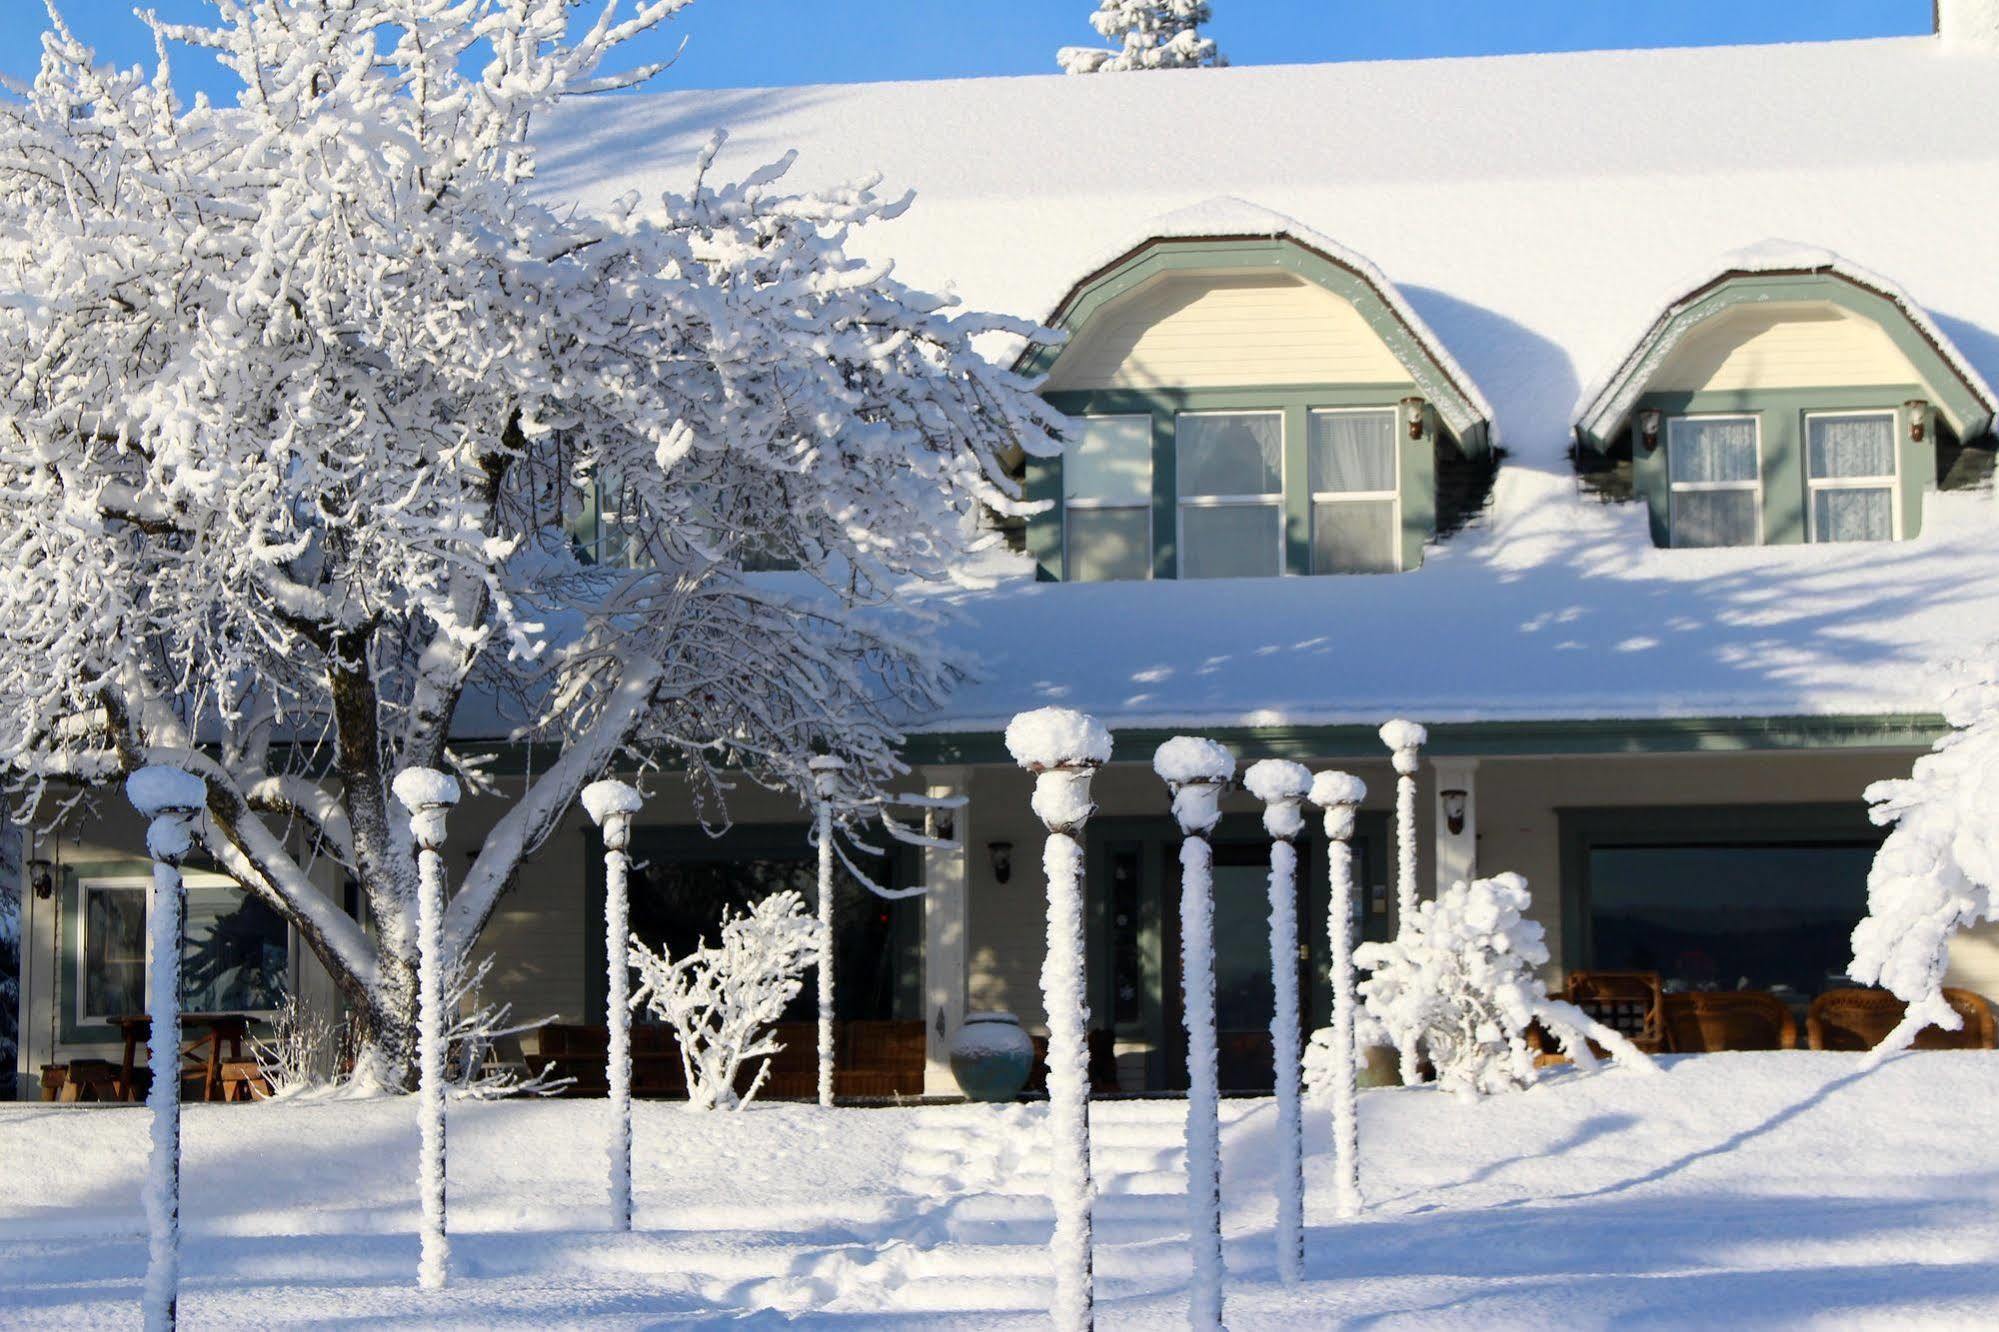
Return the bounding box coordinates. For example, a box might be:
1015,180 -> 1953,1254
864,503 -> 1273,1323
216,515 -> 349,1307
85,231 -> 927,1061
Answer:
1312,499 -> 1397,574
1588,842 -> 1874,998
1813,486 -> 1893,543
1064,415 -> 1152,504
85,889 -> 146,1019
1672,489 -> 1757,548
1808,414 -> 1895,480
183,888 -> 289,1013
1668,417 -> 1758,485
1065,506 -> 1151,582
1180,504 -> 1281,579
1308,410 -> 1396,493
1178,413 -> 1282,497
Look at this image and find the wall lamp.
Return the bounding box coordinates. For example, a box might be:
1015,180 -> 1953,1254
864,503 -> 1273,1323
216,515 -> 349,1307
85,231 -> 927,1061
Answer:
1439,789 -> 1469,837
987,841 -> 1013,885
1400,396 -> 1428,441
29,858 -> 53,900
1638,408 -> 1663,455
1906,399 -> 1929,443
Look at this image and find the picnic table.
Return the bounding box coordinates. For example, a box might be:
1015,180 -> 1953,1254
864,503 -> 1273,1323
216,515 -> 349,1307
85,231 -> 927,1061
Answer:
111,1013 -> 254,1103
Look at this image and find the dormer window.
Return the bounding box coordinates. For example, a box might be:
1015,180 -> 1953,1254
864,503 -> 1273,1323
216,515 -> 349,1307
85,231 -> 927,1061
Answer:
1177,411 -> 1283,579
1575,250 -> 1997,551
1017,225 -> 1493,582
1805,412 -> 1898,543
1062,415 -> 1152,581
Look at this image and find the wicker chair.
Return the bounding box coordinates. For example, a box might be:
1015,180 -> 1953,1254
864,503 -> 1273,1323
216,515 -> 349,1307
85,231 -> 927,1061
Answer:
1661,991 -> 1797,1053
1563,970 -> 1668,1054
1807,986 -> 1998,1051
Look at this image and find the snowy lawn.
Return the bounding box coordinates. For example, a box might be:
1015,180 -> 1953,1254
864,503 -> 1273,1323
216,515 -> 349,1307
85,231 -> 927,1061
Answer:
2,1053 -> 1997,1327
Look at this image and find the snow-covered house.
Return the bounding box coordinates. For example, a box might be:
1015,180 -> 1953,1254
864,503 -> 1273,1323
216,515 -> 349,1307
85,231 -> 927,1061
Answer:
16,13 -> 1999,1098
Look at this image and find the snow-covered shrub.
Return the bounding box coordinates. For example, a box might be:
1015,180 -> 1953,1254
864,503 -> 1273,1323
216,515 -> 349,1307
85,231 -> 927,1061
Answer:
443,956 -> 570,1100
1849,658 -> 1999,1060
252,991 -> 341,1100
1059,0 -> 1226,73
631,892 -> 821,1111
1356,874 -> 1656,1098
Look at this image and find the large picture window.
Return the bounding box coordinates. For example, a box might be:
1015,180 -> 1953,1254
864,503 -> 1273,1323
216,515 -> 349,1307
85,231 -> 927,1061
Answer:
80,878 -> 289,1022
1806,411 -> 1898,543
1062,415 -> 1153,582
1308,408 -> 1399,574
1667,414 -> 1761,548
1176,411 -> 1283,579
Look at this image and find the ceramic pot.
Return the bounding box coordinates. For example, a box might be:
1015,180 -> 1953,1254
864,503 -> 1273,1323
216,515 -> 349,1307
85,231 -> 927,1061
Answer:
949,1011 -> 1035,1103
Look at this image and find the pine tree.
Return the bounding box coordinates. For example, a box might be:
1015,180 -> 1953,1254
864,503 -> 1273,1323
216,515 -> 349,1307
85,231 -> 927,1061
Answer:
1058,0 -> 1227,74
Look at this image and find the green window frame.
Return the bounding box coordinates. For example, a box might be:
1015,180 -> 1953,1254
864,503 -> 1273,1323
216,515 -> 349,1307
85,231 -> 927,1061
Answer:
1031,387 -> 1438,580
1634,388 -> 1930,549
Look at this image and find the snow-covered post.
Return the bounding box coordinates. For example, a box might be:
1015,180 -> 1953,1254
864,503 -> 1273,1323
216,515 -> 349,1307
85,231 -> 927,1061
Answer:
1154,736 -> 1234,1330
809,756 -> 845,1109
127,765 -> 206,1332
394,768 -> 460,1291
1007,707 -> 1111,1332
1378,720 -> 1428,1086
1309,771 -> 1368,1219
1242,759 -> 1311,1285
582,778 -> 645,1233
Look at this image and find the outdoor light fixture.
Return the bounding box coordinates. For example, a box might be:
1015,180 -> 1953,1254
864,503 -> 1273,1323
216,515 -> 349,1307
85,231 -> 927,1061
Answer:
1639,408 -> 1663,454
988,840 -> 1013,885
1400,396 -> 1427,441
1906,400 -> 1929,443
1440,789 -> 1469,837
28,857 -> 52,901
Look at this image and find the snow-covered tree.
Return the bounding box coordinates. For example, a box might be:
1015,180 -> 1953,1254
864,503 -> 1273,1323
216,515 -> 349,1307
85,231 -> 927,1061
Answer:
0,2 -> 1062,1087
629,890 -> 820,1111
1058,0 -> 1226,74
1849,654 -> 1999,1060
1356,873 -> 1656,1098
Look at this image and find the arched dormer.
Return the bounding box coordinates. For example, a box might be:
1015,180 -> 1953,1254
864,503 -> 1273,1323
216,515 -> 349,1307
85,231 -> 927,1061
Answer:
1017,206 -> 1493,582
1574,244 -> 1998,549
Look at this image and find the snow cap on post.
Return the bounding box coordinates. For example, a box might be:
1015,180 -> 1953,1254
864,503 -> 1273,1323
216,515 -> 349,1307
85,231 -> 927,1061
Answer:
808,754 -> 847,798
1309,770 -> 1368,840
1379,719 -> 1428,775
1154,735 -> 1233,837
581,779 -> 644,851
1243,758 -> 1312,842
128,765 -> 206,864
1006,707 -> 1113,771
393,767 -> 460,850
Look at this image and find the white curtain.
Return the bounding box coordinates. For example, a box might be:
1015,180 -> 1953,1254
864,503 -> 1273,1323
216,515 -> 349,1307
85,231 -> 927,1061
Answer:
1668,417 -> 1758,485
1808,414 -> 1895,481
1309,411 -> 1395,494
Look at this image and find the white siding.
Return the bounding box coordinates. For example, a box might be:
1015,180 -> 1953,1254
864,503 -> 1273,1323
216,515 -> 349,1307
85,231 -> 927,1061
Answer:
1650,300 -> 1924,393
1044,271 -> 1412,391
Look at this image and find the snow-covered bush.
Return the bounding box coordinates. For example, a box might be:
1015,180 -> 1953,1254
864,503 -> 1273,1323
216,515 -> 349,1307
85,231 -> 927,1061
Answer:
631,892 -> 821,1111
0,1 -> 1061,1088
443,956 -> 569,1100
252,992 -> 341,1100
1058,0 -> 1226,73
1849,657 -> 1999,1059
1356,874 -> 1655,1097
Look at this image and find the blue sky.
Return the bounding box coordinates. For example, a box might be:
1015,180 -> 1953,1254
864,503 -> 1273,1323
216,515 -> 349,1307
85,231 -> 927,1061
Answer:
4,1 -> 1934,98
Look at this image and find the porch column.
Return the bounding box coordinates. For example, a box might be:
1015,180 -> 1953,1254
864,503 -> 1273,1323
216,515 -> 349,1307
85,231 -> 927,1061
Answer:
921,765 -> 970,1096
1432,758 -> 1479,893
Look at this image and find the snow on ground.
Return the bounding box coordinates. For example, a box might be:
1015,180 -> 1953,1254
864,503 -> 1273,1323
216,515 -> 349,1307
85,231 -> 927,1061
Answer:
3,1053 -> 1998,1326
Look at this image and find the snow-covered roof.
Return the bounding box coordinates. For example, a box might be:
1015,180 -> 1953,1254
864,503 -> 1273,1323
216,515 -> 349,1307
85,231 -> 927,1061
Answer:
533,36 -> 1999,733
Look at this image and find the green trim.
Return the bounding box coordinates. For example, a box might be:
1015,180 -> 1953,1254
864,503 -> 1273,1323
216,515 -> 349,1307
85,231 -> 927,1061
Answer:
1038,387 -> 1436,581
1578,270 -> 1995,451
1556,802 -> 1884,973
903,713 -> 1945,766
1019,236 -> 1490,450
1634,387 -> 1925,548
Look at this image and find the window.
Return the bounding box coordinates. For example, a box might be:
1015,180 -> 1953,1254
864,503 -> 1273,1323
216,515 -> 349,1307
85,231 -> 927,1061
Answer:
1177,411 -> 1283,579
1806,412 -> 1898,543
80,879 -> 289,1022
1308,408 -> 1399,574
1667,415 -> 1760,548
1062,415 -> 1153,581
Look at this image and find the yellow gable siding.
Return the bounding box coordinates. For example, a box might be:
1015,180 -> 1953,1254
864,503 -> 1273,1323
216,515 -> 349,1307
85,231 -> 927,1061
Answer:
1650,300 -> 1924,393
1044,270 -> 1410,390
